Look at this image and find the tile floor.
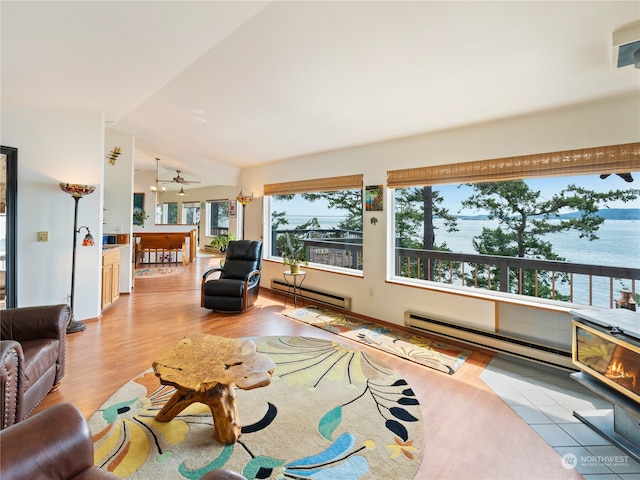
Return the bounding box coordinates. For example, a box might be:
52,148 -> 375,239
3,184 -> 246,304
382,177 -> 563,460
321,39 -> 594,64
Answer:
479,356 -> 640,479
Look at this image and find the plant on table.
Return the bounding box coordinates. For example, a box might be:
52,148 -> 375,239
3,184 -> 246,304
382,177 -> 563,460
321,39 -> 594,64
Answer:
281,232 -> 308,274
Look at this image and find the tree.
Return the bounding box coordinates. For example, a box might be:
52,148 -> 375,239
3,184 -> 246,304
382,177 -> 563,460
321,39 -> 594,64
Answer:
297,191 -> 363,231
460,180 -> 639,298
395,187 -> 458,279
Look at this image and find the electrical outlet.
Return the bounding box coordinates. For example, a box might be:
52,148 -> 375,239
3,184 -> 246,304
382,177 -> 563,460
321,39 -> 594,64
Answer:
37,231 -> 48,242
369,288 -> 373,296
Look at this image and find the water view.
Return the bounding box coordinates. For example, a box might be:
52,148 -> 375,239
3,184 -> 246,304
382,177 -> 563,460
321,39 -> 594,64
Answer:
281,214 -> 639,308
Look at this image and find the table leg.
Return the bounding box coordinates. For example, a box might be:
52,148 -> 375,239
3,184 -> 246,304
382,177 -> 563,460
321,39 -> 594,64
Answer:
155,384 -> 242,444
207,383 -> 241,444
155,388 -> 199,422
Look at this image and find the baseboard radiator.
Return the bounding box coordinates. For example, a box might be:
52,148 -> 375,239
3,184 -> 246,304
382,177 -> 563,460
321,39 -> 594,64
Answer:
270,278 -> 352,311
404,311 -> 574,370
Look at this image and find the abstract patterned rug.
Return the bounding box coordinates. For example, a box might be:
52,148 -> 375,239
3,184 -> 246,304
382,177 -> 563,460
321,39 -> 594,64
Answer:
89,336 -> 424,480
135,267 -> 184,278
283,306 -> 472,375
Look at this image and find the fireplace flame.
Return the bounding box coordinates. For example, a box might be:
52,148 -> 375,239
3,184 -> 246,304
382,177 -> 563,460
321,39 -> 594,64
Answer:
606,362 -> 630,378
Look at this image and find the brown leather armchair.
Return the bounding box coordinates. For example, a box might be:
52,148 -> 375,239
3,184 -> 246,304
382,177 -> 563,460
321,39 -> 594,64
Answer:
0,402 -> 246,480
0,304 -> 69,429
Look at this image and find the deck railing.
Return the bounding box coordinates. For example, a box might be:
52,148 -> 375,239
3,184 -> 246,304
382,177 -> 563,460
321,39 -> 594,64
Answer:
395,247 -> 639,308
272,229 -> 363,270
270,230 -> 639,308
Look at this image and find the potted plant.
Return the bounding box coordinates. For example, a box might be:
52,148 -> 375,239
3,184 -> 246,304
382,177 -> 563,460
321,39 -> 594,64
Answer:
132,209 -> 149,227
281,232 -> 308,273
209,233 -> 236,253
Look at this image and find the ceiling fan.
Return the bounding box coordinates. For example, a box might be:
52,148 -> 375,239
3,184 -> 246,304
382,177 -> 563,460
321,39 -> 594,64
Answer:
158,169 -> 201,185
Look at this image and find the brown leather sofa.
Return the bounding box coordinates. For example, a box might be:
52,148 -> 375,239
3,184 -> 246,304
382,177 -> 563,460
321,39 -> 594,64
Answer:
0,402 -> 247,480
0,304 -> 69,429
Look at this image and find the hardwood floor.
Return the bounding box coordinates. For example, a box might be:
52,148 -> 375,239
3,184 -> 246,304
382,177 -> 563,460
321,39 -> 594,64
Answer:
35,256 -> 583,480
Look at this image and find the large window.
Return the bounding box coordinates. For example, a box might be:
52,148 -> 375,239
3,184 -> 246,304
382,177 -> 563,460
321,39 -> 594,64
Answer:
389,142 -> 640,308
206,200 -> 229,236
265,175 -> 364,273
159,202 -> 178,224
181,201 -> 200,225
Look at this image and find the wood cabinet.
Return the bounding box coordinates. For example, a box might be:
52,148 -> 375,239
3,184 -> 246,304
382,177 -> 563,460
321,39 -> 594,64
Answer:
102,248 -> 120,310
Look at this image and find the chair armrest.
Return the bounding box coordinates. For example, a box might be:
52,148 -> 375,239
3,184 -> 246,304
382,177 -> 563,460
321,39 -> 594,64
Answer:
245,269 -> 261,284
202,267 -> 223,282
0,340 -> 24,429
0,403 -> 97,479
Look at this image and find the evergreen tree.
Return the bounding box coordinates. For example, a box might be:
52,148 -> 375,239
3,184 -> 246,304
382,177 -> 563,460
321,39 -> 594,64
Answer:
461,180 -> 639,298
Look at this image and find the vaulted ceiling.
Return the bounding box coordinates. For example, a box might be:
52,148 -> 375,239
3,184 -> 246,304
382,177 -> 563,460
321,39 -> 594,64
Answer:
2,1 -> 639,186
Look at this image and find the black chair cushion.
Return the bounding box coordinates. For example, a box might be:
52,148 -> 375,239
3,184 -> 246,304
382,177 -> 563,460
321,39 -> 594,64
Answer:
203,278 -> 244,297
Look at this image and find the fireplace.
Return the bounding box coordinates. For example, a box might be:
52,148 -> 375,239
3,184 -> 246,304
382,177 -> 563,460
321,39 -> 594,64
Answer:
570,308 -> 640,462
572,321 -> 640,404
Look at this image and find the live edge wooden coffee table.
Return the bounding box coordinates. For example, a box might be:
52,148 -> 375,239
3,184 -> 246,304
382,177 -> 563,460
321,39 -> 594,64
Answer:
152,333 -> 275,444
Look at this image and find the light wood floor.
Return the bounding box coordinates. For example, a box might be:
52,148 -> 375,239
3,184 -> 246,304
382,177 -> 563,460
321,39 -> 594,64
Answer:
35,256 -> 583,480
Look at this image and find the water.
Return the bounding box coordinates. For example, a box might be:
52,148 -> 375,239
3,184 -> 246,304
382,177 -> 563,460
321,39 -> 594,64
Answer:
283,215 -> 346,230
433,218 -> 640,269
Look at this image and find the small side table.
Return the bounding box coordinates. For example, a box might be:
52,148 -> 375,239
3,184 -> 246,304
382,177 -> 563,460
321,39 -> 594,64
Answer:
283,270 -> 306,307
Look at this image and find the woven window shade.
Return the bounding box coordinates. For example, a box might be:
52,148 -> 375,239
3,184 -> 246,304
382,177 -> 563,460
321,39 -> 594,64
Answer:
387,142 -> 640,188
264,174 -> 363,196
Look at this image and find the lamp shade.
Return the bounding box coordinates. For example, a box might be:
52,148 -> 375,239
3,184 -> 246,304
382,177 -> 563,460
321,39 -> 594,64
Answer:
236,191 -> 254,205
60,183 -> 95,198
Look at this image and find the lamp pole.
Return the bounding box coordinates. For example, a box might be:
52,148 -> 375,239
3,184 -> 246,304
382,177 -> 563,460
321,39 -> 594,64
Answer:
68,195 -> 84,333
60,183 -> 95,334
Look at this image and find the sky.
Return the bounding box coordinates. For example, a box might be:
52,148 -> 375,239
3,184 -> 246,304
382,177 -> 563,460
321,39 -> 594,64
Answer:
439,173 -> 640,214
271,172 -> 640,217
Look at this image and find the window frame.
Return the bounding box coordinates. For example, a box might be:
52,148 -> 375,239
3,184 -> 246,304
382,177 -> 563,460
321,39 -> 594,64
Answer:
386,142 -> 640,307
264,174 -> 365,276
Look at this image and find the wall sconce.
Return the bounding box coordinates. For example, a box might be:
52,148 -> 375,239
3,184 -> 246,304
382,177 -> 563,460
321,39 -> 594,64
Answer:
177,187 -> 188,196
236,191 -> 254,239
59,182 -> 96,334
107,147 -> 121,165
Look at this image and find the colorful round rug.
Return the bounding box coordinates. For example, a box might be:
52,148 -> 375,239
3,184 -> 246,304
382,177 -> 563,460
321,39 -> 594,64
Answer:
89,336 -> 424,479
135,267 -> 184,278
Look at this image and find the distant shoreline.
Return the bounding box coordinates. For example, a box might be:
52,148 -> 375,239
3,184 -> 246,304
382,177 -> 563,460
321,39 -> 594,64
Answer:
453,208 -> 640,221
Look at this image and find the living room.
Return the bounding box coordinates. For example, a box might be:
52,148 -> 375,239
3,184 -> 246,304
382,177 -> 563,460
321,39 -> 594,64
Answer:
1,2 -> 639,479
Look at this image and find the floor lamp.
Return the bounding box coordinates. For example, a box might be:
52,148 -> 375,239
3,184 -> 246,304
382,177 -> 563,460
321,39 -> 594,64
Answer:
60,183 -> 96,334
236,191 -> 253,239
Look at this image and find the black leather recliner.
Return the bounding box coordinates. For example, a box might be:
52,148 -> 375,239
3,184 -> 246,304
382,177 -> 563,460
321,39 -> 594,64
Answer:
201,240 -> 262,312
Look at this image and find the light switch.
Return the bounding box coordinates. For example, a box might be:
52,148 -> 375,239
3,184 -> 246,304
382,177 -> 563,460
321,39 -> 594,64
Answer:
37,231 -> 48,242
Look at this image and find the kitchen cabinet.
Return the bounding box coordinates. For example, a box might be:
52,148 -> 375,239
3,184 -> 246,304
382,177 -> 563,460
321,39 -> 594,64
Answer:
102,247 -> 121,310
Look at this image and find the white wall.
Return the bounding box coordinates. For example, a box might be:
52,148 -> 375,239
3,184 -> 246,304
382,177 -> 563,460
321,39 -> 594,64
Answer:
243,93 -> 640,328
104,129 -> 134,292
1,106 -> 105,321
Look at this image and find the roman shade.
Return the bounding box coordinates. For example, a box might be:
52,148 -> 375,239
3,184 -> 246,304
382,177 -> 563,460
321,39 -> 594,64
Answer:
264,174 -> 363,196
387,142 -> 640,188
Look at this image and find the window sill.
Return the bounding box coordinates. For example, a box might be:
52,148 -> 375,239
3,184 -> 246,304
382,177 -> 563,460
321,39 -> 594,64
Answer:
264,258 -> 364,278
